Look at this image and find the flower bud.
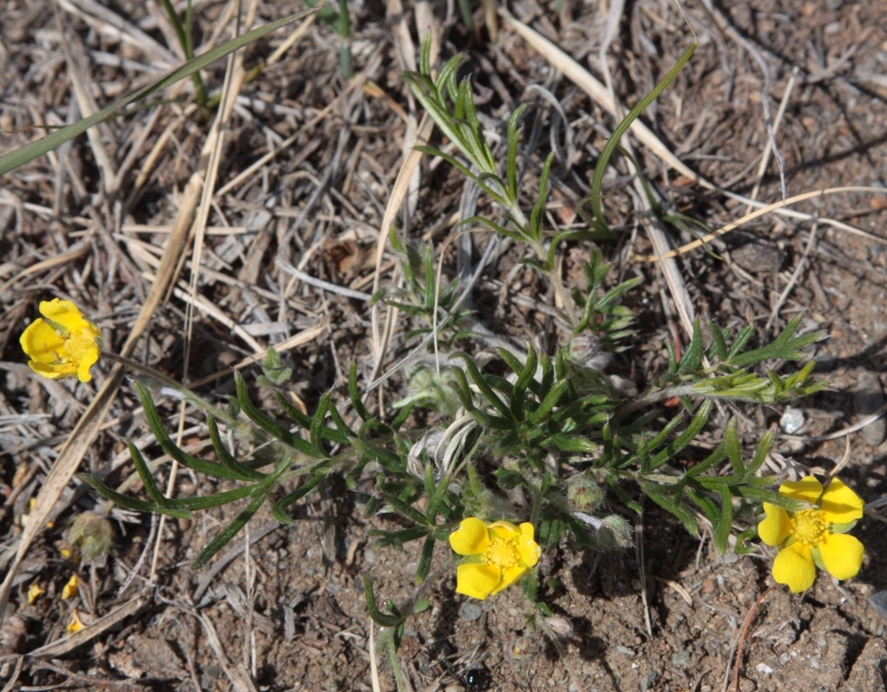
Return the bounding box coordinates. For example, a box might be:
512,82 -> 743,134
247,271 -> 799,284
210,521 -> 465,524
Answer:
68,511 -> 112,563
568,335 -> 610,372
597,514 -> 633,549
544,616 -> 574,638
567,475 -> 604,513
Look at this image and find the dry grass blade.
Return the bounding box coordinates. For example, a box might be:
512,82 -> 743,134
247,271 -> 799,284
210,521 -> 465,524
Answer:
53,10 -> 118,193
633,186 -> 886,262
0,9 -> 315,177
501,10 -> 874,242
0,242 -> 90,297
501,9 -> 711,188
57,0 -> 178,67
28,591 -> 150,659
370,112 -> 434,376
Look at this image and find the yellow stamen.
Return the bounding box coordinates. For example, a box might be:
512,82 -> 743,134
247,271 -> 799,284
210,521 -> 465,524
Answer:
791,508 -> 826,546
486,536 -> 520,568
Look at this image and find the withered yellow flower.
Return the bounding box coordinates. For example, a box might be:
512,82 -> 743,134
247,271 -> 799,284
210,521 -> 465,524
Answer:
66,609 -> 85,635
27,582 -> 46,604
61,574 -> 79,600
20,299 -> 101,383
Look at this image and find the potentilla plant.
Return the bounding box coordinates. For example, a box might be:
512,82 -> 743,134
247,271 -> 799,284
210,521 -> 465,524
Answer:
15,35 -> 865,690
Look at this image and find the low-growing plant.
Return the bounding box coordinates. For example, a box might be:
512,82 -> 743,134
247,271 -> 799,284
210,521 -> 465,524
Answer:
11,24 -> 866,692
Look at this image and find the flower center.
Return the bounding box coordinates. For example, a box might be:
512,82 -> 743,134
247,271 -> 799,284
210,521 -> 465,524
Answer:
486,536 -> 520,568
65,331 -> 94,361
791,508 -> 826,546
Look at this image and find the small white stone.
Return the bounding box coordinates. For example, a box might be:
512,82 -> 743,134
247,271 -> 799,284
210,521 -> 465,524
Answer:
780,407 -> 805,434
756,663 -> 773,676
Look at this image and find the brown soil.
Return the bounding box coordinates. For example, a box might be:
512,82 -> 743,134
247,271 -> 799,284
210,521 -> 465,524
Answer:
2,0 -> 887,691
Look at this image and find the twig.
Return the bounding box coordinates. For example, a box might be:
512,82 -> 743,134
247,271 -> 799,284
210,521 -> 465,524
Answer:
726,584 -> 778,692
278,257 -> 372,301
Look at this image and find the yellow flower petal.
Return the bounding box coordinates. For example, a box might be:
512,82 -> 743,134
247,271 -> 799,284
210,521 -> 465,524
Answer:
819,533 -> 864,580
20,320 -> 66,364
491,564 -> 527,596
76,339 -> 101,383
772,542 -> 816,593
779,476 -> 822,506
449,518 -> 491,556
757,503 -> 792,546
27,582 -> 46,604
40,299 -> 87,331
488,520 -> 521,540
818,478 -> 864,524
61,574 -> 79,600
66,609 -> 85,635
518,522 -> 541,567
456,563 -> 501,600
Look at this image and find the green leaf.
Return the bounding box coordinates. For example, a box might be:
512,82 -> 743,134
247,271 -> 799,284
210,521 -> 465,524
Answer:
383,494 -> 429,526
274,391 -> 351,445
644,486 -> 698,535
528,153 -> 556,245
588,41 -> 696,236
745,430 -> 774,477
206,415 -> 267,481
362,575 -> 404,628
415,535 -> 435,584
735,485 -> 808,511
310,391 -> 332,454
79,473 -> 192,519
713,485 -> 733,554
134,381 -> 258,481
506,104 -> 528,200
192,480 -> 278,570
550,434 -> 598,453
708,322 -> 729,362
259,347 -> 293,385
127,440 -> 170,507
529,379 -> 569,425
272,467 -> 328,524
606,474 -> 643,514
678,321 -> 705,375
452,352 -> 514,422
648,400 -> 713,469
235,372 -> 325,458
723,419 -> 745,475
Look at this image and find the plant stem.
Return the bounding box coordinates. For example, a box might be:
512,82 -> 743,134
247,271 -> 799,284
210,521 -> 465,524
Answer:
505,201 -> 578,326
612,382 -> 700,422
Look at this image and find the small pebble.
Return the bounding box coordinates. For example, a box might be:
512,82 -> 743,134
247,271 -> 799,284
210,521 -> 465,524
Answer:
780,407 -> 805,434
458,602 -> 483,622
671,650 -> 691,667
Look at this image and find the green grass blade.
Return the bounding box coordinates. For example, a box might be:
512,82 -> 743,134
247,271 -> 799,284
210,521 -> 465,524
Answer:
588,41 -> 696,234
0,8 -> 316,177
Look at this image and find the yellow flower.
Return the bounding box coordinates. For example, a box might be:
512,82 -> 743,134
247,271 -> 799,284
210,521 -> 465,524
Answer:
66,609 -> 86,635
448,518 -> 541,600
61,574 -> 79,600
758,476 -> 865,593
27,582 -> 46,604
20,299 -> 101,383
